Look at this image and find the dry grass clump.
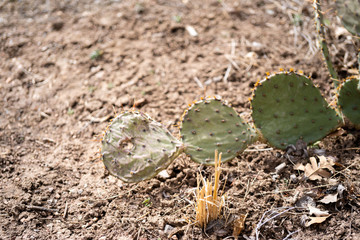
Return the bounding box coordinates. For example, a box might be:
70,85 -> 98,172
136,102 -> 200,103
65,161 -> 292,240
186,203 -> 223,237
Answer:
195,150 -> 225,229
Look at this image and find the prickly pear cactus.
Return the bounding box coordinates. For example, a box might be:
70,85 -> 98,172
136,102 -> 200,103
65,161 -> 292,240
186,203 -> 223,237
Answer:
335,0 -> 360,37
180,97 -> 258,165
313,0 -> 339,83
338,77 -> 360,127
101,111 -> 183,183
251,72 -> 341,149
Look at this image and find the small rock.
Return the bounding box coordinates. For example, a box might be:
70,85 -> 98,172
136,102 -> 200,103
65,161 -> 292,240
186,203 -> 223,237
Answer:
134,98 -> 147,108
118,95 -> 130,106
271,174 -> 279,180
69,189 -> 77,194
295,195 -> 316,209
337,184 -> 346,198
85,100 -> 103,112
185,25 -> 198,37
95,71 -> 105,79
266,9 -> 275,15
164,224 -> 174,234
245,51 -> 257,60
290,174 -> 298,184
157,170 -> 170,180
52,21 -> 64,31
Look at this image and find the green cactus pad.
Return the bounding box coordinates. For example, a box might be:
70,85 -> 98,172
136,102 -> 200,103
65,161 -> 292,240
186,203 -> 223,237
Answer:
338,77 -> 360,127
335,0 -> 360,37
101,111 -> 183,183
251,72 -> 341,149
180,97 -> 258,165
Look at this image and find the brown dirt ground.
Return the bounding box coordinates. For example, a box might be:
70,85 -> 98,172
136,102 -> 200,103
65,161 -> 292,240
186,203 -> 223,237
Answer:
0,0 -> 359,239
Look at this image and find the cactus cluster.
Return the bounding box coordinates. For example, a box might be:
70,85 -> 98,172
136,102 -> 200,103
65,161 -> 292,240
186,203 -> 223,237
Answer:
99,1 -> 360,183
101,69 -> 358,182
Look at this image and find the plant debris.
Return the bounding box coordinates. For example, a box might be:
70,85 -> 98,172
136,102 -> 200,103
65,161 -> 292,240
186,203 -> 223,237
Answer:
305,205 -> 331,227
319,193 -> 338,204
195,150 -> 225,229
294,156 -> 336,180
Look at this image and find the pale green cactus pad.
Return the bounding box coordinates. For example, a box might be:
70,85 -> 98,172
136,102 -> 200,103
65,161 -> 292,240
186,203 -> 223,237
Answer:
338,77 -> 360,127
180,97 -> 257,165
101,111 -> 183,183
335,0 -> 360,37
251,72 -> 341,149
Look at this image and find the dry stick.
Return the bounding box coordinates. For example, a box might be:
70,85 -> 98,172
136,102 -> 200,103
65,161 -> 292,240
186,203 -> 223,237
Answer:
224,54 -> 241,70
223,63 -> 232,83
63,202 -> 68,219
193,76 -> 204,89
136,225 -> 142,240
135,211 -> 150,222
244,148 -> 273,152
331,160 -> 359,179
243,178 -> 251,200
223,39 -> 237,83
254,184 -> 335,196
283,229 -> 301,240
230,39 -> 236,56
26,205 -> 58,212
332,147 -> 360,151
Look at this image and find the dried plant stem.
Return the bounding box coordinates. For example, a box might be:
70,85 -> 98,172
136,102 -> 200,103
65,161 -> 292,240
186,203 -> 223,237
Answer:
195,150 -> 224,229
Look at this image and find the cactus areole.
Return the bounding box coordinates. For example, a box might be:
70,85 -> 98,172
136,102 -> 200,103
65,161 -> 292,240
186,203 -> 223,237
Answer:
251,72 -> 341,149
101,111 -> 183,183
180,97 -> 258,165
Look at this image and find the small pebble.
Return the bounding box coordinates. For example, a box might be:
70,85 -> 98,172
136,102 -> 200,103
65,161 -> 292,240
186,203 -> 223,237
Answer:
164,224 -> 174,234
290,174 -> 298,184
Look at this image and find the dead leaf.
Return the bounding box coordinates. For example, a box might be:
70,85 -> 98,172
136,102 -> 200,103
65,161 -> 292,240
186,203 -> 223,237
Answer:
305,216 -> 330,227
294,163 -> 305,171
305,204 -> 331,227
303,156 -> 336,180
327,128 -> 346,137
319,156 -> 335,172
308,205 -> 330,217
304,158 -> 322,180
319,193 -> 338,204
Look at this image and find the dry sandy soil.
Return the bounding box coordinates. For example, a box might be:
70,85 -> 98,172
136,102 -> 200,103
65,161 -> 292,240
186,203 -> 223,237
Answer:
0,0 -> 359,239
